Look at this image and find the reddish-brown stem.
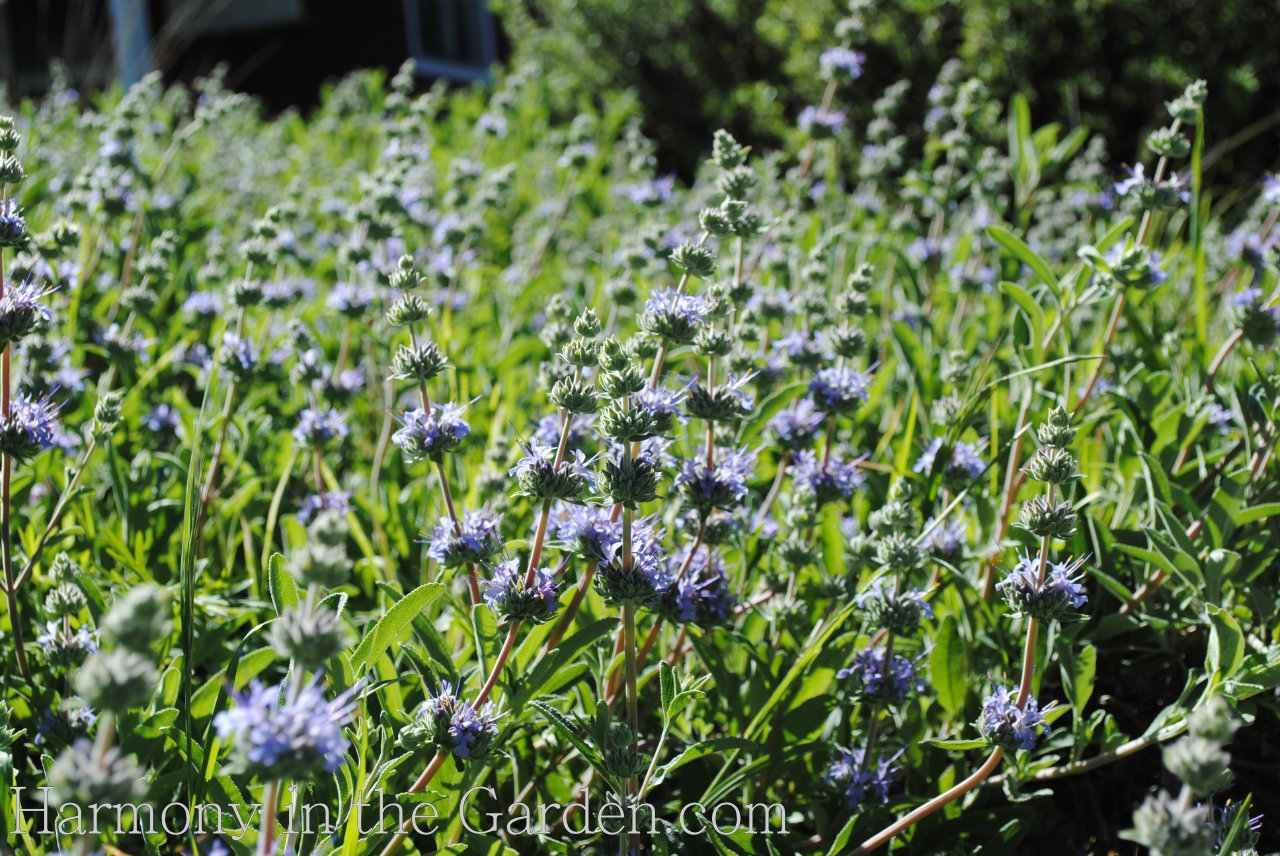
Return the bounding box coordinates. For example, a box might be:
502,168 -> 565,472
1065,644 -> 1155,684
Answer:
475,623 -> 520,707
378,749 -> 449,856
543,561 -> 597,652
851,749 -> 1005,855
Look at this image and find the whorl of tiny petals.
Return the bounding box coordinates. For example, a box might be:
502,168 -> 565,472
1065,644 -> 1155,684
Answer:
767,399 -> 826,450
480,558 -> 561,624
792,449 -> 866,503
297,490 -> 353,525
392,400 -> 472,462
979,685 -> 1051,751
837,645 -> 924,704
508,440 -> 596,501
825,746 -> 899,810
213,674 -> 357,779
0,391 -> 62,462
913,436 -> 987,482
809,365 -> 872,414
996,552 -> 1089,621
423,508 -> 504,568
292,406 -> 349,446
674,445 -> 757,516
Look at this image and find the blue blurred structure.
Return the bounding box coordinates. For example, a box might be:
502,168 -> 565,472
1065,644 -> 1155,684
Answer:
106,0 -> 151,86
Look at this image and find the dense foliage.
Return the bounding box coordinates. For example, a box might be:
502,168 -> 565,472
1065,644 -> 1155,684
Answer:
497,0 -> 1280,186
0,28 -> 1279,856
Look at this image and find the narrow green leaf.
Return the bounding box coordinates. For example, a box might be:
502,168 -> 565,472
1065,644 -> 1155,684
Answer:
659,661 -> 676,723
349,583 -> 445,675
926,738 -> 988,751
267,552 -> 298,617
930,615 -> 968,716
987,225 -> 1060,299
1207,604 -> 1245,679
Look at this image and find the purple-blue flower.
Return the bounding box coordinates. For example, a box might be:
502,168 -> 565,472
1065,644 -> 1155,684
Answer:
618,174 -> 676,207
297,490 -> 353,525
213,675 -> 358,777
651,547 -> 737,626
392,400 -> 472,462
799,106 -> 847,137
768,400 -> 826,450
923,515 -> 967,557
509,440 -> 596,501
416,682 -> 502,759
533,412 -> 596,448
913,436 -> 987,482
837,645 -> 924,704
825,746 -> 899,810
1264,173 -> 1280,205
674,446 -> 757,515
819,47 -> 865,78
979,684 -> 1050,751
1114,163 -> 1145,196
480,557 -> 561,624
0,391 -> 62,461
809,365 -> 873,414
182,292 -> 224,318
423,507 -> 504,568
326,283 -> 379,316
791,449 -> 865,502
293,407 -> 349,446
143,403 -> 180,434
996,552 -> 1088,620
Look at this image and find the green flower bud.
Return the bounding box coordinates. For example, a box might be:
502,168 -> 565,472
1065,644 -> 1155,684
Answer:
48,739 -> 149,811
549,377 -> 599,414
829,324 -> 867,358
0,155 -> 23,186
1037,407 -> 1077,448
386,294 -> 432,326
1163,736 -> 1233,796
240,235 -> 276,268
1239,303 -> 1279,349
267,605 -> 352,671
699,207 -> 734,237
717,165 -> 756,199
598,365 -> 646,399
876,532 -> 922,572
1148,127 -> 1190,159
75,649 -> 159,712
45,583 -> 86,618
1187,696 -> 1240,745
693,327 -> 733,358
573,308 -> 602,337
1124,789 -> 1214,856
1017,495 -> 1078,539
628,332 -> 661,361
390,342 -> 449,383
100,583 -> 172,654
867,498 -> 920,535
598,337 -> 630,371
388,255 -> 423,290
293,542 -> 350,590
598,453 -> 660,508
231,277 -> 264,307
669,243 -> 716,279
710,129 -> 749,170
685,382 -> 753,423
596,401 -> 659,443
559,336 -> 599,367
1022,446 -> 1080,485
780,537 -> 814,568
0,117 -> 20,153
